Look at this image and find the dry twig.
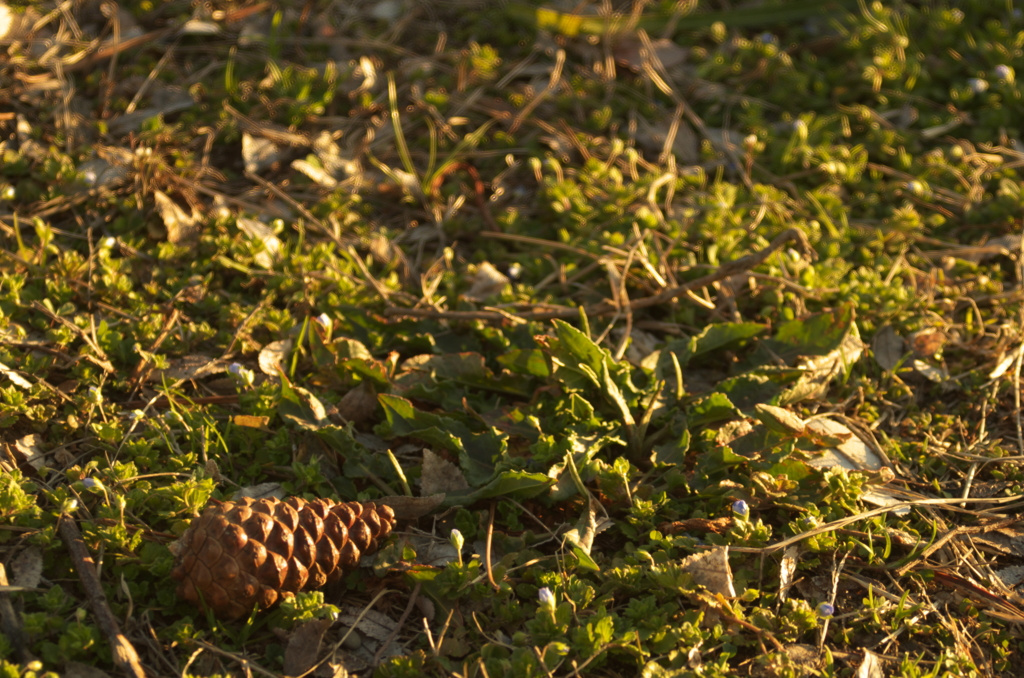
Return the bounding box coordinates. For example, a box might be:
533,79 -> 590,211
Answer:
58,515 -> 147,678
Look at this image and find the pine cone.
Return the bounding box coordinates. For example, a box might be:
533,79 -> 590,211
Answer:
170,496 -> 396,620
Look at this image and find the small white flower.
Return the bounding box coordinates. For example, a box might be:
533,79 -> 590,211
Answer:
507,263 -> 522,280
968,78 -> 989,94
793,119 -> 808,142
538,587 -> 556,610
314,313 -> 332,330
87,386 -> 103,404
82,478 -> 103,489
0,185 -> 14,200
994,65 -> 1015,82
130,409 -> 145,422
905,180 -> 925,195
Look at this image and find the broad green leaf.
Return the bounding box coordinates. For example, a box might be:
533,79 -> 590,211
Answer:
338,358 -> 390,387
400,353 -> 531,396
714,374 -> 783,411
440,470 -> 553,507
553,319 -> 606,375
752,404 -> 806,437
760,303 -> 856,364
569,393 -> 595,422
687,392 -> 740,428
651,429 -> 689,467
377,394 -> 503,486
335,337 -> 373,360
498,348 -> 551,378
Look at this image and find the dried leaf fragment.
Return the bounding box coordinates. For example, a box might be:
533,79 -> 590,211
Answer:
13,434 -> 46,471
9,546 -> 43,589
421,449 -> 469,495
242,132 -> 284,174
237,217 -> 283,269
680,546 -> 735,597
0,361 -> 31,389
259,339 -> 294,377
153,190 -> 200,244
462,262 -> 509,301
284,618 -> 334,676
871,325 -> 904,372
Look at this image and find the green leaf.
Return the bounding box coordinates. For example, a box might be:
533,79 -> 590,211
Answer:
401,352 -> 531,396
498,348 -> 551,378
752,404 -> 806,437
760,303 -> 856,364
440,470 -> 553,507
661,322 -> 767,369
687,393 -> 741,428
377,394 -> 504,486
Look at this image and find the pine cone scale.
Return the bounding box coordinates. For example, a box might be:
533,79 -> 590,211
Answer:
171,497 -> 396,620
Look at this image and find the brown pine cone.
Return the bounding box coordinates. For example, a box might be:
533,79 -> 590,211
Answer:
170,496 -> 396,620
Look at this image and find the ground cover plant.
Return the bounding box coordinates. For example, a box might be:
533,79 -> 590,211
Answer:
1,0 -> 1024,675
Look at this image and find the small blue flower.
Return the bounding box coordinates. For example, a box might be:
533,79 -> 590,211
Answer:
994,65 -> 1015,82
816,602 -> 835,617
968,78 -> 989,94
732,500 -> 750,518
129,409 -> 145,422
87,386 -> 103,404
538,587 -> 556,609
228,363 -> 244,376
758,32 -> 777,44
82,478 -> 103,489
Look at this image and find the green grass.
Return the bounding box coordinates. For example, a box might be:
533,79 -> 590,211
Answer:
2,0 -> 1024,676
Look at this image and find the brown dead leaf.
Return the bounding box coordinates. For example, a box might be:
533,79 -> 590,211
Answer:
909,329 -> 946,358
378,494 -> 445,520
242,132 -> 284,174
658,517 -> 733,535
9,546 -> 43,589
259,338 -> 293,377
237,217 -> 283,269
13,434 -> 46,471
337,380 -> 378,424
872,325 -> 904,372
421,449 -> 469,495
779,545 -> 799,604
462,262 -> 509,302
233,414 -> 271,429
157,355 -> 228,381
153,190 -> 200,244
284,618 -> 333,677
680,546 -> 735,597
